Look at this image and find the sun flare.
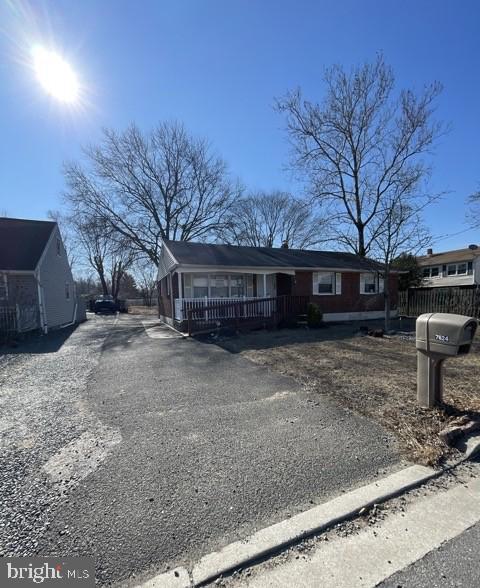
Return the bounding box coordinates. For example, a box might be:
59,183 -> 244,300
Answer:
31,46 -> 79,103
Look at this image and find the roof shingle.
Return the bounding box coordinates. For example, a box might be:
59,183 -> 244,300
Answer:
164,240 -> 385,272
0,217 -> 56,271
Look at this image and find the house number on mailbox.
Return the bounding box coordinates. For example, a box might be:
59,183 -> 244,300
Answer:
435,334 -> 449,342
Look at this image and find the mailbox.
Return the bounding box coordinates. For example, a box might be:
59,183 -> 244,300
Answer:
416,313 -> 477,408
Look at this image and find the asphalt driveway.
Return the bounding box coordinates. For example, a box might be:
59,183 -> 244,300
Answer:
1,315 -> 400,585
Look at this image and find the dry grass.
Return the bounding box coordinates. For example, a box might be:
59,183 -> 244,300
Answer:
220,326 -> 480,466
128,305 -> 158,315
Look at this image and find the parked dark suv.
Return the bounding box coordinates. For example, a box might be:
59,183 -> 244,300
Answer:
94,297 -> 118,315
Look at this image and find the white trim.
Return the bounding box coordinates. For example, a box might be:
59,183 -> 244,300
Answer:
323,310 -> 398,322
0,269 -> 35,275
175,264 -> 386,274
162,241 -> 179,266
177,265 -> 296,275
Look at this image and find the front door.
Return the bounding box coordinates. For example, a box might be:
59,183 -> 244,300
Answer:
276,273 -> 293,296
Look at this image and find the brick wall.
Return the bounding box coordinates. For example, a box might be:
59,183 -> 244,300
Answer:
292,271 -> 398,313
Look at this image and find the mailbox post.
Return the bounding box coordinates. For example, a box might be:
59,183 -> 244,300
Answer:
416,313 -> 477,408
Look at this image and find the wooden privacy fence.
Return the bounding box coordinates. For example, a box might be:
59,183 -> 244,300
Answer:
185,295 -> 310,335
399,286 -> 480,318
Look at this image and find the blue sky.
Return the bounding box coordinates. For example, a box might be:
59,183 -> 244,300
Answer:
0,0 -> 479,251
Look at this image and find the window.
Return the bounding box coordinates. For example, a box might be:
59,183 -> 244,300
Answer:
210,275 -> 229,298
182,273 -> 254,299
447,262 -> 468,276
193,275 -> 208,298
0,273 -> 8,301
317,272 -> 335,294
230,275 -> 245,297
422,266 -> 440,278
363,274 -> 377,293
65,282 -> 70,300
360,273 -> 384,295
313,272 -> 341,295
56,238 -> 62,255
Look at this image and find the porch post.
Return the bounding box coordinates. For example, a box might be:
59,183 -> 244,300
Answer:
178,271 -> 183,299
263,273 -> 267,298
177,271 -> 183,321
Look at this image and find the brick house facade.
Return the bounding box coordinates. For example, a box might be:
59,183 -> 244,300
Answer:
157,241 -> 399,330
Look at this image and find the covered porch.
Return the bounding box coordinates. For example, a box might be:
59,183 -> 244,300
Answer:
173,270 -> 295,321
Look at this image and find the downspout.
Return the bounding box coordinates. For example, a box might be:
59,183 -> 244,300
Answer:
35,270 -> 48,334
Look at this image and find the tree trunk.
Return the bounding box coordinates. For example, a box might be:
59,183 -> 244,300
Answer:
384,271 -> 391,332
99,274 -> 109,296
357,224 -> 366,257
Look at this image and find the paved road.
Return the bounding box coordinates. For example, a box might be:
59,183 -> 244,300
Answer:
380,521 -> 480,588
1,314 -> 399,585
223,459 -> 480,588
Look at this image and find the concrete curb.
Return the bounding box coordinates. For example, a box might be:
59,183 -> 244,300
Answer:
137,465 -> 438,588
136,566 -> 191,588
464,433 -> 480,459
191,465 -> 437,586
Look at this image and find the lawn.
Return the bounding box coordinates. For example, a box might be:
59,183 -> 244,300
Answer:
219,320 -> 480,466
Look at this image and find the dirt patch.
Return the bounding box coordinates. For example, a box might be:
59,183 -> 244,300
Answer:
218,323 -> 480,466
128,305 -> 158,315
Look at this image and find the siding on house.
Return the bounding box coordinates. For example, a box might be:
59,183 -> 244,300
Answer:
38,226 -> 76,328
418,248 -> 480,288
158,273 -> 178,322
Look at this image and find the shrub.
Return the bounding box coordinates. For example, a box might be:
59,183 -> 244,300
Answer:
307,303 -> 323,328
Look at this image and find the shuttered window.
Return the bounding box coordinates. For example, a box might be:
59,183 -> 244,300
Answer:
312,272 -> 342,295
360,273 -> 384,295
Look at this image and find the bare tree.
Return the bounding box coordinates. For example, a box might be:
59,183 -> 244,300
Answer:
374,198 -> 431,329
63,121 -> 237,264
133,260 -> 158,306
468,188 -> 480,227
221,190 -> 329,249
72,215 -> 136,299
276,55 -> 445,257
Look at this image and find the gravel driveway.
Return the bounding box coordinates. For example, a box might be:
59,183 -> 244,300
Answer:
0,315 -> 400,585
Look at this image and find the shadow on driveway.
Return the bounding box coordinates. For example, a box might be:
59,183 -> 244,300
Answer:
0,324 -> 80,355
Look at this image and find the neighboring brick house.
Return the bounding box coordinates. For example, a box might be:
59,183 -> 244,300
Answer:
0,217 -> 80,333
417,245 -> 480,288
157,240 -> 399,330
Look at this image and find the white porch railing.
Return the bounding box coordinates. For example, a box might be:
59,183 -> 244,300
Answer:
175,297 -> 268,321
0,305 -> 39,334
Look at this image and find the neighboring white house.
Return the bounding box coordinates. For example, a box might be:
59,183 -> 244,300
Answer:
417,245 -> 480,287
0,217 -> 82,333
